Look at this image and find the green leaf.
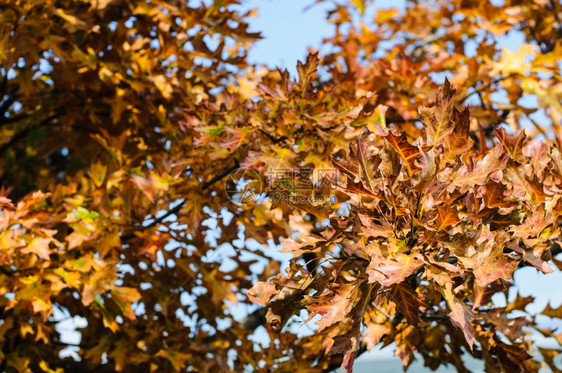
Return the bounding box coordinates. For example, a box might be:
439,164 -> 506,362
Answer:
72,206 -> 101,220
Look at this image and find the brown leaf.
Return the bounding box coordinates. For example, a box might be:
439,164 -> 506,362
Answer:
506,241 -> 553,273
505,293 -> 535,313
482,181 -> 512,209
539,347 -> 562,373
473,234 -> 518,287
435,205 -> 461,232
21,237 -> 52,260
510,210 -> 556,239
111,287 -> 141,320
441,283 -> 475,349
389,284 -> 422,324
419,78 -> 456,146
220,126 -> 251,151
494,127 -> 526,162
441,107 -> 474,165
296,52 -> 319,93
308,283 -> 360,331
542,303 -> 562,318
357,213 -> 391,238
450,145 -> 509,191
247,281 -> 278,307
366,246 -> 422,287
378,126 -> 427,177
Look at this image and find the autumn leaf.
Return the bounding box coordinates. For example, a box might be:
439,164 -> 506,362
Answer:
54,8 -> 87,30
82,264 -> 117,306
280,235 -> 324,256
363,307 -> 391,350
355,137 -> 378,192
109,339 -> 129,371
435,205 -> 461,232
351,0 -> 367,15
366,246 -> 422,287
358,213 -> 392,238
131,170 -> 173,203
505,293 -> 535,313
111,287 -> 141,320
542,303 -> 562,318
308,283 -> 360,331
250,262 -> 315,332
506,241 -> 552,273
389,284 -> 422,324
473,241 -> 518,287
472,282 -> 501,310
296,52 -> 319,94
441,107 -> 474,165
156,349 -> 192,371
441,282 -> 476,349
494,127 -> 526,161
183,193 -> 205,235
377,125 -> 427,177
538,347 -> 562,373
419,78 -> 456,146
482,181 -> 512,209
331,148 -> 382,197
88,162 -> 108,188
21,237 -> 52,260
220,126 -> 251,151
53,268 -> 81,288
450,145 -> 509,191
510,209 -> 556,239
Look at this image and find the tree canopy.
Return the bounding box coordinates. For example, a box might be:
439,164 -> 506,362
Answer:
0,0 -> 561,372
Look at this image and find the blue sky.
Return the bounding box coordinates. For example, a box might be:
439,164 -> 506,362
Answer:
240,0 -> 336,71
240,0 -> 405,74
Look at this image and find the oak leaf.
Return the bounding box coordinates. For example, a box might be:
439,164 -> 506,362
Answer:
419,78 -> 456,146
441,283 -> 475,349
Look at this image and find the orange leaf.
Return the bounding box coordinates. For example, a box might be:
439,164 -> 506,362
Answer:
378,126 -> 427,177
366,247 -> 422,287
419,78 -> 456,146
435,205 -> 461,232
111,287 -> 141,320
441,283 -> 475,349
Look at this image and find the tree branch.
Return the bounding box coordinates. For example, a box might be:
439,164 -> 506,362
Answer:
0,112 -> 60,156
0,112 -> 32,126
141,161 -> 239,231
120,160 -> 241,241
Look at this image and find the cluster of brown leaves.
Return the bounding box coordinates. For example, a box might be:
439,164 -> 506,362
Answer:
0,0 -> 560,372
248,78 -> 562,371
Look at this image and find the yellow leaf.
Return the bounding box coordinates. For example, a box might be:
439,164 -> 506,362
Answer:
153,75 -> 173,99
21,237 -> 51,260
111,287 -> 141,320
54,9 -> 87,30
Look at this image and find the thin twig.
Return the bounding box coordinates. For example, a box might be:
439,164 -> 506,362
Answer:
0,112 -> 60,156
140,161 -> 239,232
